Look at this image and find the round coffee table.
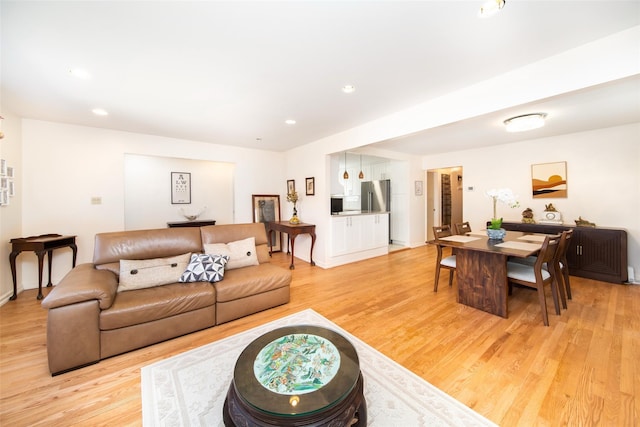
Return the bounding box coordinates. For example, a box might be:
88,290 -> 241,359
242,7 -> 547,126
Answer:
223,325 -> 367,426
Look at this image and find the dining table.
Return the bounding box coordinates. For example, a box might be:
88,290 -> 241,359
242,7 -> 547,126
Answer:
432,230 -> 554,318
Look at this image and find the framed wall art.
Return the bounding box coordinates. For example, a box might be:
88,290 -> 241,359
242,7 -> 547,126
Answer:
171,172 -> 191,204
531,161 -> 567,198
252,194 -> 282,252
287,179 -> 295,195
305,177 -> 315,196
414,180 -> 423,196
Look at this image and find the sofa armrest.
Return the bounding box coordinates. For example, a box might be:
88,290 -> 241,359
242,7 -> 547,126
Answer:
41,263 -> 119,310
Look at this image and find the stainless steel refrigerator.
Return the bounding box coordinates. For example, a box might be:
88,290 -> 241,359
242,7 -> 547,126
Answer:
361,179 -> 391,243
361,179 -> 391,212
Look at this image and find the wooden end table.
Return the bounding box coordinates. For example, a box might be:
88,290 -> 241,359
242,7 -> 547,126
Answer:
9,234 -> 77,300
266,221 -> 316,269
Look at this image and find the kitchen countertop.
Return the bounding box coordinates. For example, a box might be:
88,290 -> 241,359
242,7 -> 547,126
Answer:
331,210 -> 389,216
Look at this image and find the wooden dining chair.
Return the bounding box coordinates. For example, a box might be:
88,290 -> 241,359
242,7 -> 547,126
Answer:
554,229 -> 574,302
454,221 -> 472,235
510,230 -> 573,310
432,225 -> 456,292
506,234 -> 562,326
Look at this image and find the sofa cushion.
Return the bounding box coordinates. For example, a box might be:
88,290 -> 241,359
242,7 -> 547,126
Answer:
179,254 -> 229,283
100,281 -> 216,330
118,253 -> 191,292
200,223 -> 271,264
94,227 -> 203,266
214,263 -> 291,303
204,237 -> 259,270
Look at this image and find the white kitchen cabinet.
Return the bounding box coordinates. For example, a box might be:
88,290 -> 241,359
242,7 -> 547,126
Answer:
331,213 -> 389,257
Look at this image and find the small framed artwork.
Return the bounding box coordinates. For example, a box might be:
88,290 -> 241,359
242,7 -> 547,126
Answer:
6,167 -> 14,178
287,179 -> 295,195
0,190 -> 8,206
415,180 -> 423,196
171,172 -> 191,204
252,194 -> 282,252
8,181 -> 15,197
305,177 -> 315,196
531,161 -> 567,198
0,159 -> 6,176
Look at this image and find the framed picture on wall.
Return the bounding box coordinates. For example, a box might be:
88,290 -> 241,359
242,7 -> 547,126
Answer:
252,194 -> 282,252
305,177 -> 315,196
171,172 -> 191,204
531,161 -> 567,198
415,180 -> 423,196
287,179 -> 295,195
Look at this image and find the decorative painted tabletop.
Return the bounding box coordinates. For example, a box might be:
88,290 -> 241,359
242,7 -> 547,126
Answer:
254,333 -> 340,395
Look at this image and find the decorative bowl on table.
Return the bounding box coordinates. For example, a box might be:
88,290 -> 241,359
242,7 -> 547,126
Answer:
486,228 -> 506,240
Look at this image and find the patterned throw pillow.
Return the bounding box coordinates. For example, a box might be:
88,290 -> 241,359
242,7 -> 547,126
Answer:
179,254 -> 229,283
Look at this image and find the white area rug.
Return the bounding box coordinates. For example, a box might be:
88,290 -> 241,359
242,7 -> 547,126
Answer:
141,309 -> 497,426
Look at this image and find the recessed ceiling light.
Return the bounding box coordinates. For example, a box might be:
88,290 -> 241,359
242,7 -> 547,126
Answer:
504,113 -> 547,132
478,0 -> 505,18
92,108 -> 109,116
69,68 -> 91,79
342,85 -> 356,94
285,119 -> 296,125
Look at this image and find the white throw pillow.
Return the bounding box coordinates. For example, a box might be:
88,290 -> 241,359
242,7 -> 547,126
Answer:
204,237 -> 259,270
118,253 -> 191,292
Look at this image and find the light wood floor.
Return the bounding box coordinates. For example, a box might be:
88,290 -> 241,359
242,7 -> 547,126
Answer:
1,245 -> 638,426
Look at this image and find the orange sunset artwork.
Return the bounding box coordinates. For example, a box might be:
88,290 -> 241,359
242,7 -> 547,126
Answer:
532,162 -> 567,198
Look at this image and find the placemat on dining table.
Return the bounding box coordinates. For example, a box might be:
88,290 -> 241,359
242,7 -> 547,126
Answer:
439,235 -> 482,243
494,241 -> 542,251
516,234 -> 547,242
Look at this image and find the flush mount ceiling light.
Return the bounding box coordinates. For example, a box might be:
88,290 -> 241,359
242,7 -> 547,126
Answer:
92,108 -> 109,116
504,113 -> 547,132
478,0 -> 505,18
285,119 -> 296,125
342,85 -> 356,94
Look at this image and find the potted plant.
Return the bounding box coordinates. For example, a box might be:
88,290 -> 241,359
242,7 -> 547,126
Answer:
486,188 -> 519,239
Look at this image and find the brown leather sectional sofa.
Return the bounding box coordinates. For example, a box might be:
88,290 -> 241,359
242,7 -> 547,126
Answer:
41,223 -> 291,375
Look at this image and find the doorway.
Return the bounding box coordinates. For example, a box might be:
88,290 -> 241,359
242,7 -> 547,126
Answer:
426,166 -> 463,241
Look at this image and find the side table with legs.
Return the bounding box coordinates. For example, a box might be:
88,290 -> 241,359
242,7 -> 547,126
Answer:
266,221 -> 316,270
9,234 -> 77,300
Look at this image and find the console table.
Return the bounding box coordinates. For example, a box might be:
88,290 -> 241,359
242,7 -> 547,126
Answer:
502,222 -> 628,283
167,219 -> 216,228
9,234 -> 77,300
266,221 -> 316,270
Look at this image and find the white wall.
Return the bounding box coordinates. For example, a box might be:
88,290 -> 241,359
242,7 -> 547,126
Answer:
422,123 -> 640,279
0,111 -> 23,302
124,154 -> 235,229
11,119 -> 285,294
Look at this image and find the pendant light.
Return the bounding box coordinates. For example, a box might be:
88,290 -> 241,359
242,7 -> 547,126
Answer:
343,152 -> 349,179
358,155 -> 364,179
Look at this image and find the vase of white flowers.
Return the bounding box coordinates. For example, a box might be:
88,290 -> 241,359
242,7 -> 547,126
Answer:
486,188 -> 519,239
287,191 -> 300,224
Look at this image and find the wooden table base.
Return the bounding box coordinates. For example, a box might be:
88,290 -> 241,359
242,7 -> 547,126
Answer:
223,372 -> 367,427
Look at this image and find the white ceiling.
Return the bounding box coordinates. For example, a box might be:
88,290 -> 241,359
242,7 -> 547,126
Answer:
2,1 -> 639,154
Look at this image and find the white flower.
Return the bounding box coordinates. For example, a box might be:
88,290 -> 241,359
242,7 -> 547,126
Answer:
486,188 -> 519,220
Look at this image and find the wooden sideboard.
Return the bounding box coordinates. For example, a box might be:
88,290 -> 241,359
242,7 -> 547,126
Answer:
167,219 -> 216,228
501,222 -> 628,284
